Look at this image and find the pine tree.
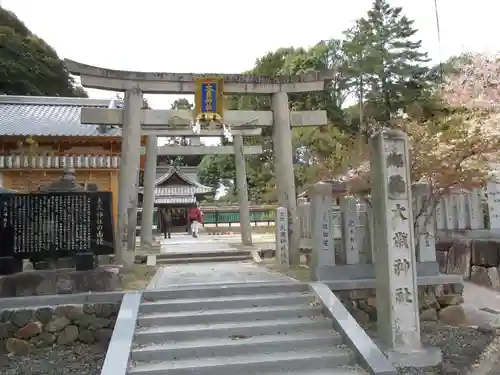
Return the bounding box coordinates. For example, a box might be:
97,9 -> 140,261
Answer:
346,0 -> 430,123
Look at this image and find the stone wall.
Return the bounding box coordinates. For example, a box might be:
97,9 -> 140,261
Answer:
337,283 -> 465,326
437,240 -> 500,288
0,267 -> 121,297
0,303 -> 119,355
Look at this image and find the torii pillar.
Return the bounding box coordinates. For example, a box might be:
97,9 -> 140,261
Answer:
118,87 -> 143,265
272,91 -> 299,265
141,135 -> 158,247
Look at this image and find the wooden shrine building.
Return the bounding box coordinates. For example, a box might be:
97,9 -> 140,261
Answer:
0,95 -> 148,224
139,163 -> 214,231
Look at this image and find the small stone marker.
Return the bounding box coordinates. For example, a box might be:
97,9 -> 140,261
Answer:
311,182 -> 335,268
146,255 -> 156,266
412,183 -> 436,263
467,188 -> 484,229
434,199 -> 446,230
487,173 -> 500,229
443,195 -> 455,230
340,196 -> 360,264
275,207 -> 289,266
370,129 -> 441,367
456,193 -> 467,229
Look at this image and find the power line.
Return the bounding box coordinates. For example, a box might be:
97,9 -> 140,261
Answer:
433,0 -> 444,86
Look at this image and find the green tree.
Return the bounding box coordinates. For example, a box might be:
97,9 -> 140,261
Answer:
345,0 -> 430,123
199,43 -> 354,201
198,1 -> 436,201
0,6 -> 87,97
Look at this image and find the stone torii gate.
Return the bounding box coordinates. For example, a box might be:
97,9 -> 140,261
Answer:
65,59 -> 332,266
81,108 -> 266,249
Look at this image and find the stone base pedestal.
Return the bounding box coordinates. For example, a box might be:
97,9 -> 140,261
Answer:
386,345 -> 442,368
0,266 -> 121,297
313,262 -> 440,282
122,251 -> 137,269
138,244 -> 161,252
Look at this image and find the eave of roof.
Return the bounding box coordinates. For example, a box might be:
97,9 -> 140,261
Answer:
0,95 -> 122,137
155,167 -> 212,190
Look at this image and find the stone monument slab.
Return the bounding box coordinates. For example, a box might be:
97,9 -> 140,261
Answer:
371,129 -> 441,368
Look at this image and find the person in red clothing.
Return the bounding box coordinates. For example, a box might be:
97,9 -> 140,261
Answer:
188,204 -> 203,238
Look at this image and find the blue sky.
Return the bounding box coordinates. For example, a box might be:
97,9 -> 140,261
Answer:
3,0 -> 499,109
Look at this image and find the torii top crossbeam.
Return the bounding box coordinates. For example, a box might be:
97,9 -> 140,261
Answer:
64,59 -> 335,94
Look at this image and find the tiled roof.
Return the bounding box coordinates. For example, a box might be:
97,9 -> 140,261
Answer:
155,196 -> 196,205
155,166 -> 200,183
155,168 -> 212,192
0,95 -> 122,137
155,185 -> 212,196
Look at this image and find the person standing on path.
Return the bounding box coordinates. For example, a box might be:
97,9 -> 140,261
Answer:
188,204 -> 203,238
161,208 -> 173,239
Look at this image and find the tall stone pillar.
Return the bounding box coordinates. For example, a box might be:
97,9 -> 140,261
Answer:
371,129 -> 441,367
311,182 -> 335,281
272,92 -> 299,265
233,135 -> 252,246
140,135 -> 158,247
116,87 -> 143,266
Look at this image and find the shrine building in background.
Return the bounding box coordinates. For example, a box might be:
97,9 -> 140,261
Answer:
0,95 -> 149,225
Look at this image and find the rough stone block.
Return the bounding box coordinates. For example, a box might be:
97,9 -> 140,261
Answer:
335,285 -> 465,325
0,302 -> 119,355
437,294 -> 464,307
488,267 -> 500,288
471,266 -> 491,286
0,267 -> 121,297
14,321 -> 42,339
420,308 -> 438,321
6,337 -> 30,355
471,241 -> 500,266
441,241 -> 471,275
56,325 -> 79,345
438,305 -> 468,325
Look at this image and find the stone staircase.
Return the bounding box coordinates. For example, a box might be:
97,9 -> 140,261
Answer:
152,250 -> 253,265
126,283 -> 368,375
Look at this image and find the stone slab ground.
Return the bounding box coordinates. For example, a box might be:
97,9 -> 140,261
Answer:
151,262 -> 293,288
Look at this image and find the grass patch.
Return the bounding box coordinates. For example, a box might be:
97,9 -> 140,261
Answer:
228,243 -> 258,251
134,244 -> 162,254
118,264 -> 159,290
260,258 -> 312,282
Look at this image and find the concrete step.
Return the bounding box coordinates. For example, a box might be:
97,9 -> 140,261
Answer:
155,255 -> 252,264
248,367 -> 369,375
133,316 -> 332,344
128,346 -> 354,375
131,331 -> 342,362
142,282 -> 309,301
137,304 -> 322,326
139,292 -> 316,313
155,250 -> 250,259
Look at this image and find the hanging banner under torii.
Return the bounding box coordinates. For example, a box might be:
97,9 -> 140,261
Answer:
194,77 -> 224,121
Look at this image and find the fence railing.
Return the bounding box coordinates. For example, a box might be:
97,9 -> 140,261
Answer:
292,179 -> 500,272
202,209 -> 276,226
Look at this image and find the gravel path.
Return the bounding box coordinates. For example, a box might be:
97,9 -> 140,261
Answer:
365,322 -> 494,375
0,343 -> 107,375
421,322 -> 493,374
